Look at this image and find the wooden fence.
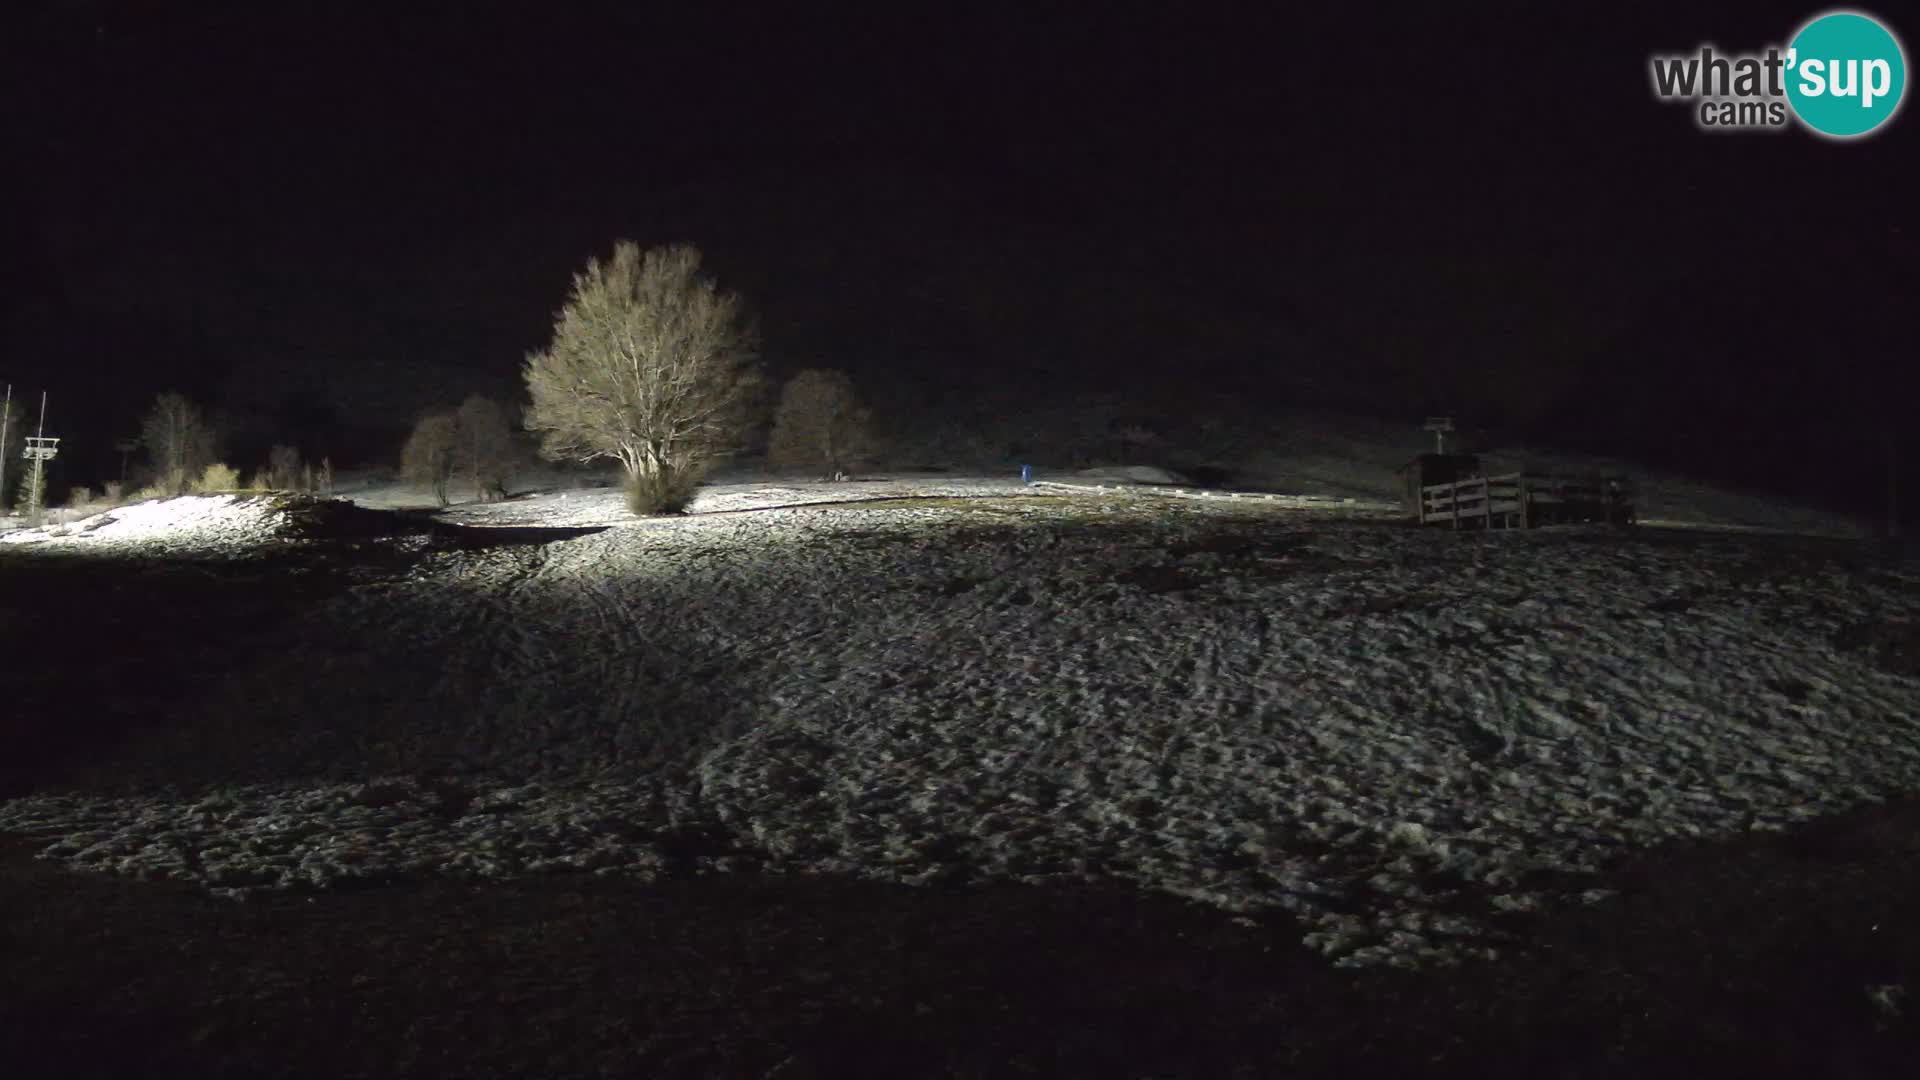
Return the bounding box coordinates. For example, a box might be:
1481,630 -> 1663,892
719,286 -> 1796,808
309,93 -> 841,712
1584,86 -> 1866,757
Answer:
1419,472 -> 1634,529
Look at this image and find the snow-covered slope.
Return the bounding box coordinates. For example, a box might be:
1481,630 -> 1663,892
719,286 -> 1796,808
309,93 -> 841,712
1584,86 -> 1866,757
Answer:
0,495 -> 296,557
3,485 -> 1916,971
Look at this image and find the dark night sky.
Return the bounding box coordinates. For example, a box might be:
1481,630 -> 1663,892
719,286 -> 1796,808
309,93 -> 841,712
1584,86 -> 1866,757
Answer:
1,1 -> 1912,506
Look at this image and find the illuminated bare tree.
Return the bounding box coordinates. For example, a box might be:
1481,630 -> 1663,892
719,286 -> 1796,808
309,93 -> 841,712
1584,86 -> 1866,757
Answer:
768,368 -> 877,477
522,241 -> 762,514
140,392 -> 215,494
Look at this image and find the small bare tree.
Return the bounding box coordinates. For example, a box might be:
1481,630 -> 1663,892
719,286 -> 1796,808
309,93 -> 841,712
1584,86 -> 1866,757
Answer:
401,412 -> 459,505
268,444 -> 303,491
768,368 -> 877,478
523,241 -> 762,514
455,394 -> 516,501
140,392 -> 216,494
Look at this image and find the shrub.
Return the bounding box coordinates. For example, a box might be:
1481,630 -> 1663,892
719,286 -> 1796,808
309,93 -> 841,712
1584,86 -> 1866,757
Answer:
1109,417 -> 1166,464
196,463 -> 242,492
103,481 -> 124,505
67,486 -> 95,510
625,462 -> 703,515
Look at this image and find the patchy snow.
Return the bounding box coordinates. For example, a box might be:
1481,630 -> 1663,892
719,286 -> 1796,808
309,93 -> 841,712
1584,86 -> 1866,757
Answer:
2,480 -> 1917,972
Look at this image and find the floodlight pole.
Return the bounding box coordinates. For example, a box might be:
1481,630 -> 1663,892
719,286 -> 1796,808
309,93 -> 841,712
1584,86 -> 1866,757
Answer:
30,392 -> 44,520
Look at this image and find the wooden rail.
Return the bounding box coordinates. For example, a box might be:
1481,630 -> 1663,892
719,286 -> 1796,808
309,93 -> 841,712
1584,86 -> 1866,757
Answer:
1419,472 -> 1633,529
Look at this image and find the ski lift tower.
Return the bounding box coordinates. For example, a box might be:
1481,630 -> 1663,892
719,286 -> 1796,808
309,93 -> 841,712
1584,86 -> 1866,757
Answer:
23,438 -> 59,519
21,392 -> 58,522
1423,416 -> 1455,454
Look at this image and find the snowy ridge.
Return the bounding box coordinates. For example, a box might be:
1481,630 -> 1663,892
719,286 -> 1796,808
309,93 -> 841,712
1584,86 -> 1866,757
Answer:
431,476 -> 1045,529
3,489 -> 1918,970
1032,478 -> 1399,511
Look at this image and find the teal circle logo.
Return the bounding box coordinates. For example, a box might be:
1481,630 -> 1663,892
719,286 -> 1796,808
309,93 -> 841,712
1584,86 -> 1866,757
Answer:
1786,11 -> 1907,138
